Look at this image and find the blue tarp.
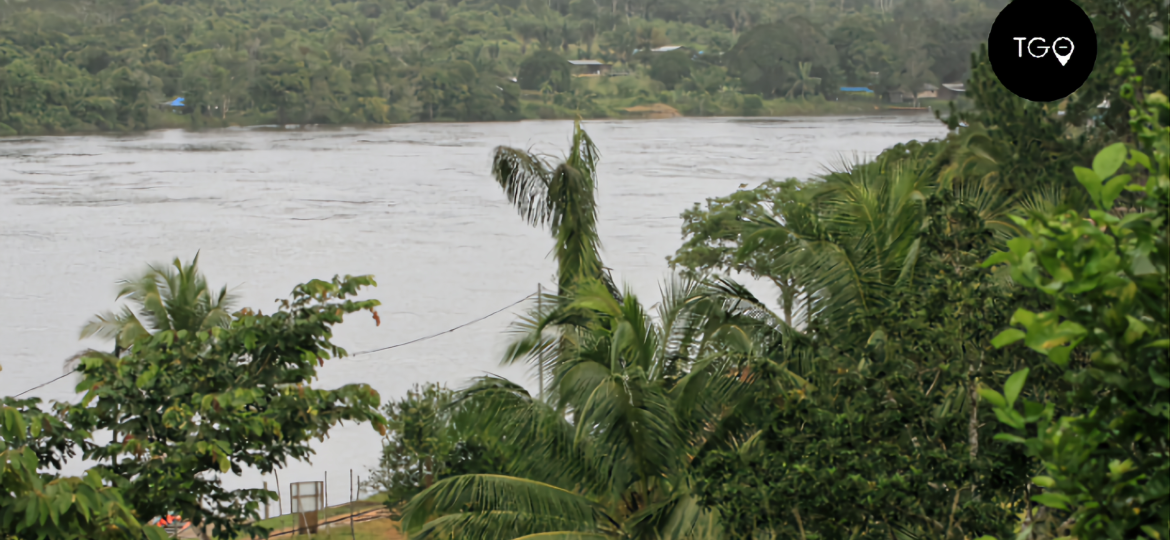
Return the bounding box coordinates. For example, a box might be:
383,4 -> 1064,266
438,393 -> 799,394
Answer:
840,87 -> 873,93
168,97 -> 185,107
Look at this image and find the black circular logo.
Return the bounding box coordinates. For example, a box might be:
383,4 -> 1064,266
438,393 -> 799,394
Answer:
987,0 -> 1097,102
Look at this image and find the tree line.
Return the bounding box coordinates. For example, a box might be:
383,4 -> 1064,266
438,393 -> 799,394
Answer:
0,0 -> 1006,134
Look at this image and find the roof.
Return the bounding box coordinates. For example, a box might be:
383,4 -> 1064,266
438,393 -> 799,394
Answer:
568,60 -> 606,66
651,45 -> 685,52
163,97 -> 185,106
840,86 -> 873,93
941,83 -> 965,92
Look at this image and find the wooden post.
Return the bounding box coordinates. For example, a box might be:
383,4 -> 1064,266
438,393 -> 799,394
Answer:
274,471 -> 283,516
350,469 -> 356,540
325,471 -> 328,509
263,481 -> 269,520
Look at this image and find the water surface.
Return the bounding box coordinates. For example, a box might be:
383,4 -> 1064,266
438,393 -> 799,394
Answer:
0,115 -> 947,504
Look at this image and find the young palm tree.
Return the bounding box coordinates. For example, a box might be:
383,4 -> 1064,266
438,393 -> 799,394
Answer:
785,62 -> 821,99
736,138 -> 1041,335
401,277 -> 805,540
78,253 -> 236,354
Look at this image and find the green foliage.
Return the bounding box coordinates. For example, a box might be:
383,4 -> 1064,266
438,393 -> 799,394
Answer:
669,178 -> 811,325
519,50 -> 571,92
942,0 -> 1168,201
400,124 -> 808,539
725,18 -> 838,97
61,268 -> 387,540
979,86 -> 1169,540
0,0 -> 1006,132
491,120 -> 604,295
79,253 -> 235,353
649,50 -> 692,90
0,397 -> 169,540
370,383 -> 506,509
692,142 -> 1036,539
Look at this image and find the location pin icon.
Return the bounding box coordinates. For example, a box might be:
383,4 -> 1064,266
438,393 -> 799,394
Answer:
1053,37 -> 1074,66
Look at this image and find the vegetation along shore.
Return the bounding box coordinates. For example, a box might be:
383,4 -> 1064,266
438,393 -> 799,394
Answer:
0,0 -> 993,135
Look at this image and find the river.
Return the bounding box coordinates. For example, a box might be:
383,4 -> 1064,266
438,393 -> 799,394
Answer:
0,115 -> 947,506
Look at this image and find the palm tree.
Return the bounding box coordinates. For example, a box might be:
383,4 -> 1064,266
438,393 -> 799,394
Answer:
785,61 -> 821,99
400,125 -> 807,540
490,120 -> 606,296
401,277 -> 804,540
78,253 -> 236,355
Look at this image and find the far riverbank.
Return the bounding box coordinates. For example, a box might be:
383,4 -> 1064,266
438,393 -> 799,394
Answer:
1,97 -> 953,137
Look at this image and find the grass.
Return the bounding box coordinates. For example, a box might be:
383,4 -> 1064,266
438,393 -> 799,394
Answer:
245,500 -> 385,533
246,516 -> 403,540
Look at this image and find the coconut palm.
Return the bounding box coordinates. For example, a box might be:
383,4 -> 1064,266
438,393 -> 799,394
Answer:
400,124 -> 807,540
79,253 -> 236,354
736,133 -> 1060,335
785,61 -> 821,99
401,277 -> 805,540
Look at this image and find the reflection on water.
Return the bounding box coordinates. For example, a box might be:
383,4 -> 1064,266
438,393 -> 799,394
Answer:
0,115 -> 946,502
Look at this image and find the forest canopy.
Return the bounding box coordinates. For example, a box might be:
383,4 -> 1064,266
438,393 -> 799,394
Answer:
0,0 -> 1007,133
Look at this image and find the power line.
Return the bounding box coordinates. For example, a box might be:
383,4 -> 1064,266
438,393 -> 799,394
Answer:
14,371 -> 77,399
350,293 -> 534,356
8,293 -> 535,399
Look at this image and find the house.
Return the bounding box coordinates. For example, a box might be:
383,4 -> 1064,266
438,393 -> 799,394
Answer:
917,83 -> 938,99
567,60 -> 611,76
887,90 -> 905,103
938,83 -> 965,100
839,86 -> 874,94
650,45 -> 690,53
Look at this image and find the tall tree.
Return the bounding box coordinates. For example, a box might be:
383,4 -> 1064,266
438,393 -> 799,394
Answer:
65,272 -> 386,540
490,120 -> 604,295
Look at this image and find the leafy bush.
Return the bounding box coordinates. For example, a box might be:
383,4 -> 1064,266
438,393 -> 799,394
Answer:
518,50 -> 570,92
649,49 -> 692,90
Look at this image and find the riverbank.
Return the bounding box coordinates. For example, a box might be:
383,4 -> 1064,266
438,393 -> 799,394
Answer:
1,97 -> 951,137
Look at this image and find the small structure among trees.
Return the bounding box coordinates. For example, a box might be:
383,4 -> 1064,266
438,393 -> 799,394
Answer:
567,59 -> 611,77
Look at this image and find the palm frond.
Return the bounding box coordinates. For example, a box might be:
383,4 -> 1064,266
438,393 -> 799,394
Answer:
452,377 -> 595,490
401,474 -> 603,535
492,146 -> 555,229
512,533 -> 613,540
413,510 -> 603,540
628,490 -> 723,540
574,369 -> 682,497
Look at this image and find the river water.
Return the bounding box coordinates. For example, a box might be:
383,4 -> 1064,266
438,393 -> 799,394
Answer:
0,115 -> 946,506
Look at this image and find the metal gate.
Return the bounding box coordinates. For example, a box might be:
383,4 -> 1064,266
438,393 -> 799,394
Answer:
289,481 -> 324,534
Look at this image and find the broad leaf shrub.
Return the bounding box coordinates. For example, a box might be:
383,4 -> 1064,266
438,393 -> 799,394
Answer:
979,59 -> 1169,540
61,274 -> 387,540
0,397 -> 169,540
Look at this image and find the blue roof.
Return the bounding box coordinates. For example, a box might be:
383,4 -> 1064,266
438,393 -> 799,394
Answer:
840,87 -> 873,93
168,97 -> 185,106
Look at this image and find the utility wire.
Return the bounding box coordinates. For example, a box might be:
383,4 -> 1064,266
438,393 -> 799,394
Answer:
350,293 -> 534,357
8,293 -> 536,399
13,371 -> 78,398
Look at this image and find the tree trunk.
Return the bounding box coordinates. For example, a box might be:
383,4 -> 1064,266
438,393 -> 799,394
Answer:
968,353 -> 982,460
